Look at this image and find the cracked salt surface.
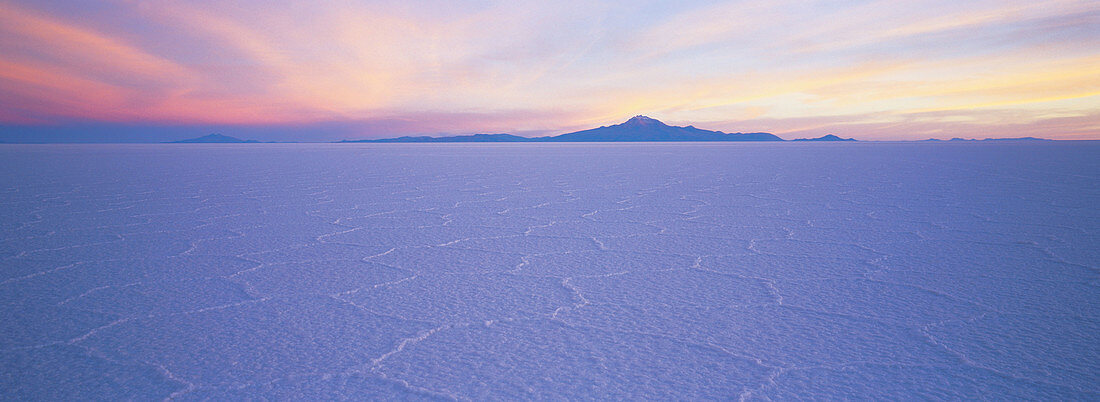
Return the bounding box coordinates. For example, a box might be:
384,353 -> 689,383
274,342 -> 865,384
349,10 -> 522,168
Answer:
1,142 -> 1098,399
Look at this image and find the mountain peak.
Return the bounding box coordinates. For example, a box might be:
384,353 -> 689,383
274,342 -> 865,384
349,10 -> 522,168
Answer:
341,116 -> 785,142
622,115 -> 665,127
194,134 -> 238,141
169,134 -> 258,143
792,134 -> 857,142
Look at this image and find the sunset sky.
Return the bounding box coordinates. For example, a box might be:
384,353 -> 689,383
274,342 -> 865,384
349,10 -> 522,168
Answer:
1,0 -> 1098,141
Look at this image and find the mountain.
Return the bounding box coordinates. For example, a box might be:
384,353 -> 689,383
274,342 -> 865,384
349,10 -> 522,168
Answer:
981,137 -> 1050,141
346,116 -> 784,143
169,134 -> 259,143
343,133 -> 532,143
541,116 -> 783,142
793,134 -> 856,141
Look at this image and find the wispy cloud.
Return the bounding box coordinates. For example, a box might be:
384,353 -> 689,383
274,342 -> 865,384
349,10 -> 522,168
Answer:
0,0 -> 1097,139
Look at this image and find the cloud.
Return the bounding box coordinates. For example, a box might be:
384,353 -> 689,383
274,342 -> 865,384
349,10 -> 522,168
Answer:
705,105 -> 1100,140
0,0 -> 1097,139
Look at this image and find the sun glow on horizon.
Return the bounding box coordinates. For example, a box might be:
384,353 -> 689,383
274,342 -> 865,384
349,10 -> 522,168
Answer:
1,0 -> 1098,140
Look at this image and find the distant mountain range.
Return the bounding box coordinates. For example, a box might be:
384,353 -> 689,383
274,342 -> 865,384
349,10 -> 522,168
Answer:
925,137 -> 1052,142
342,116 -> 786,143
6,117 -> 1065,144
168,134 -> 259,143
356,133 -> 532,143
793,134 -> 856,141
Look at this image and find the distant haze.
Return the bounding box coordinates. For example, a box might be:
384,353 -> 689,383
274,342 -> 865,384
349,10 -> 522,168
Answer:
1,1 -> 1098,141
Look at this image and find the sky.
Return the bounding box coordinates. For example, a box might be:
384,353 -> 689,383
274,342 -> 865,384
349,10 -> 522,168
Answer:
0,0 -> 1098,142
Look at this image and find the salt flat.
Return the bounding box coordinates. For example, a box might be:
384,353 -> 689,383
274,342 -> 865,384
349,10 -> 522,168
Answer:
1,142 -> 1097,399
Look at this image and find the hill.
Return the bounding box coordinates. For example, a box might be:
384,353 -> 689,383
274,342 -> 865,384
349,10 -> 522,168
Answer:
345,116 -> 784,142
169,134 -> 259,143
343,133 -> 531,143
793,134 -> 857,141
540,116 -> 783,142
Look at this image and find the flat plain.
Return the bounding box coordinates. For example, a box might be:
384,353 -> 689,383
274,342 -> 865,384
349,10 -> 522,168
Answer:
1,142 -> 1097,399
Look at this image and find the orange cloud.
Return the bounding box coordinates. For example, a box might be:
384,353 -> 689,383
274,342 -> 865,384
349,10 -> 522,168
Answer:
0,3 -> 194,84
0,1 -> 1097,139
